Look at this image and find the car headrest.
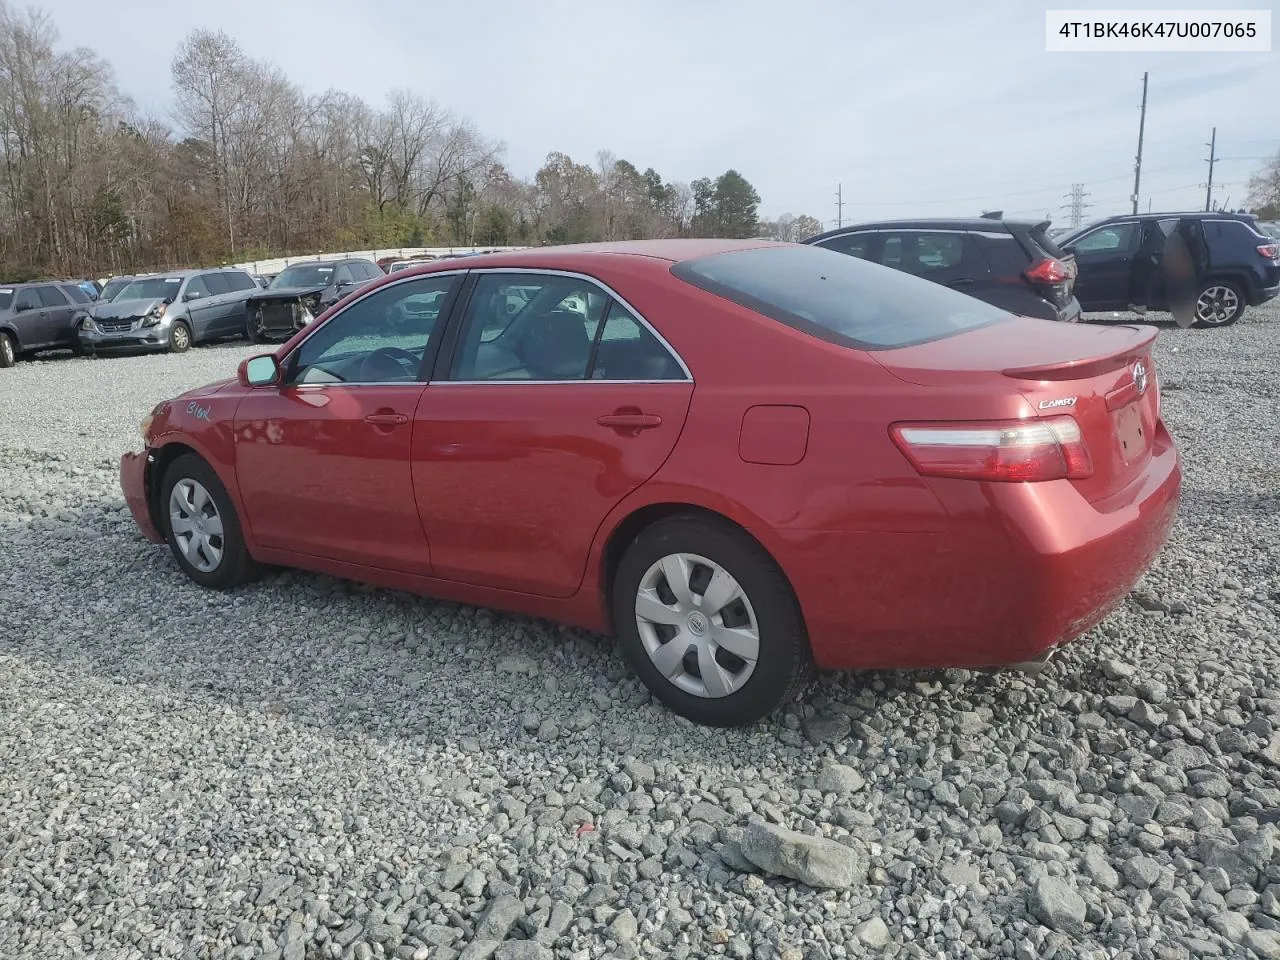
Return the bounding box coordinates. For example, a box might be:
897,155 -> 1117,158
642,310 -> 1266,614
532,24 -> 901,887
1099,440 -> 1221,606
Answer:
523,310 -> 591,379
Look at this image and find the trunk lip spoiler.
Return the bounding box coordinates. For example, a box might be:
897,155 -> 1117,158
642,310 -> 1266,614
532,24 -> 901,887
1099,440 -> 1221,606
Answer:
1001,324 -> 1158,381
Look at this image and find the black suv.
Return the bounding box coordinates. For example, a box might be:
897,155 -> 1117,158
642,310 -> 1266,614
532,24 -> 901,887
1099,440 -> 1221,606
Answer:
1060,212 -> 1279,327
0,280 -> 93,367
803,218 -> 1081,323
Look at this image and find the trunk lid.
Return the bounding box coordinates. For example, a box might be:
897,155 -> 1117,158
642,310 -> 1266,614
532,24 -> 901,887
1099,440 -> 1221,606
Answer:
875,317 -> 1162,504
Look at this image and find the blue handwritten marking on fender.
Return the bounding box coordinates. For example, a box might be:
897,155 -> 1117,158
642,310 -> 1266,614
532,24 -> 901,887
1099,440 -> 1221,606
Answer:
187,401 -> 212,421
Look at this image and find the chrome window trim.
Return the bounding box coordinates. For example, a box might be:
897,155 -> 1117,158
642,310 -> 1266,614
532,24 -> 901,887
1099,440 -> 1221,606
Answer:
449,266 -> 693,383
280,266 -> 693,388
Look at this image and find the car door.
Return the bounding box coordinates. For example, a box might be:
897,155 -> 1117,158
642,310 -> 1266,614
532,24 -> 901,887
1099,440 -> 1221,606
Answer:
180,275 -> 218,337
12,287 -> 51,346
1063,222 -> 1141,310
35,285 -> 76,346
412,270 -> 694,598
1131,218 -> 1179,307
218,271 -> 257,335
234,272 -> 463,573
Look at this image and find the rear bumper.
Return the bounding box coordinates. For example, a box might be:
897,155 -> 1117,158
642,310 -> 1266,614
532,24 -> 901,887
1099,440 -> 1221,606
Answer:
793,421 -> 1181,671
120,451 -> 164,543
1253,282 -> 1279,306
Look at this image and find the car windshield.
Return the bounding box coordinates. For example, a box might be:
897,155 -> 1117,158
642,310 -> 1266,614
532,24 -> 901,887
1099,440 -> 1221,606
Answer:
272,265 -> 335,288
116,276 -> 183,301
672,245 -> 1008,349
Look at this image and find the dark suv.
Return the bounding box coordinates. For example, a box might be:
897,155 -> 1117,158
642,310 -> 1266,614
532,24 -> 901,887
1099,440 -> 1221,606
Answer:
803,218 -> 1081,323
1059,212 -> 1280,327
0,280 -> 93,367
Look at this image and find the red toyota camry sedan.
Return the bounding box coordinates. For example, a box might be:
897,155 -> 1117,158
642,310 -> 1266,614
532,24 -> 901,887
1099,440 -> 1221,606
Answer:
121,240 -> 1180,726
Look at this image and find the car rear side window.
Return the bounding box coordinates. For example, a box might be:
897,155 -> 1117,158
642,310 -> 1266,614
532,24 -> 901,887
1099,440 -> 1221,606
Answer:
37,286 -> 68,307
60,283 -> 91,304
818,233 -> 872,259
672,245 -> 1008,350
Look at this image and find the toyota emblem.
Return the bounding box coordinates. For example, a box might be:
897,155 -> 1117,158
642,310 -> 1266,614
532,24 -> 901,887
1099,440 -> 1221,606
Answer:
1132,360 -> 1148,395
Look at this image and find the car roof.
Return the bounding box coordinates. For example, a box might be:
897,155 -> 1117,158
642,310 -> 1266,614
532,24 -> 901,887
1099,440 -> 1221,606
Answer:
405,239 -> 779,271
806,219 -> 1049,243
1086,211 -> 1256,222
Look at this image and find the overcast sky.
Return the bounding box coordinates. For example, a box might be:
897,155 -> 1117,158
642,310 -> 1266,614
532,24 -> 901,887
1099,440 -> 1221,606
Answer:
49,0 -> 1280,228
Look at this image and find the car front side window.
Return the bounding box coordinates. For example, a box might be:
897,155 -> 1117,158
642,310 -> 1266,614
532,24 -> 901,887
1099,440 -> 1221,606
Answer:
448,274 -> 608,381
287,274 -> 459,386
1074,223 -> 1138,254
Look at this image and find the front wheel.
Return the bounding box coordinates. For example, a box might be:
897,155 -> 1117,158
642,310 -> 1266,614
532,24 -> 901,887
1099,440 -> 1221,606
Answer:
160,454 -> 259,589
168,321 -> 192,353
612,515 -> 811,727
1192,281 -> 1245,328
0,333 -> 14,368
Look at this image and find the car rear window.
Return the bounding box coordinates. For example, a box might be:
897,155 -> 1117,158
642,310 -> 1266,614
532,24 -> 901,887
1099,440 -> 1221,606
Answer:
671,245 -> 1008,350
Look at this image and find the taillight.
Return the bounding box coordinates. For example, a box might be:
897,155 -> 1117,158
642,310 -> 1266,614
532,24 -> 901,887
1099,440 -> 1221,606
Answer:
890,416 -> 1093,482
1258,243 -> 1279,260
1024,258 -> 1072,284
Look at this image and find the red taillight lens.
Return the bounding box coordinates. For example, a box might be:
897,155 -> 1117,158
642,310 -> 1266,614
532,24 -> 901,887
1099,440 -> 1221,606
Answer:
1024,258 -> 1071,284
1258,243 -> 1279,260
890,416 -> 1093,483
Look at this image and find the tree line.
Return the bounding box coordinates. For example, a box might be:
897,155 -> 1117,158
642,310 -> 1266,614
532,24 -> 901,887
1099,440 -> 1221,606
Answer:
0,4 -> 823,280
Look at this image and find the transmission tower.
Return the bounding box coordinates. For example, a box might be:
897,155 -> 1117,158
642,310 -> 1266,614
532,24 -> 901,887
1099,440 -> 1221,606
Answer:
1061,183 -> 1090,228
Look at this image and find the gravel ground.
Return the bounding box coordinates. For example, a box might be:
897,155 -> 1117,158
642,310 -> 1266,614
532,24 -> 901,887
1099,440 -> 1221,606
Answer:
1,305 -> 1278,960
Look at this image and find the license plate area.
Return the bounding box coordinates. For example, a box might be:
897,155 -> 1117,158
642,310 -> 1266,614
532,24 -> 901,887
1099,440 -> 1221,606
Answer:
1113,401 -> 1148,463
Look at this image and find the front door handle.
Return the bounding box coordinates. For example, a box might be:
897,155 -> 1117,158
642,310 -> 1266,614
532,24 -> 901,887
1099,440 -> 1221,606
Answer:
946,278 -> 974,288
364,412 -> 408,426
597,413 -> 662,430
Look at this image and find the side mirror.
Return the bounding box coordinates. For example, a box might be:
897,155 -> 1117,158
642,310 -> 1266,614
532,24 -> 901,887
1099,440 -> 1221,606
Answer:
238,354 -> 281,388
184,290 -> 204,301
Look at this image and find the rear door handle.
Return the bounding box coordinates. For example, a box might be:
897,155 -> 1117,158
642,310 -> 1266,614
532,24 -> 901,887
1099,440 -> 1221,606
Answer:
597,413 -> 662,430
364,412 -> 408,426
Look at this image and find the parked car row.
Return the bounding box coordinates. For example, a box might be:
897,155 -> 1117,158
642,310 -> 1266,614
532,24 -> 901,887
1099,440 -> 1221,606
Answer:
806,211 -> 1280,329
1,257 -> 384,367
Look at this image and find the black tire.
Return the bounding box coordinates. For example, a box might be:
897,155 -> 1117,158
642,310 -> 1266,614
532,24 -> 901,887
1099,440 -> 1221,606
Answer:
1191,280 -> 1246,329
612,515 -> 811,727
69,329 -> 86,357
244,305 -> 263,344
159,453 -> 260,589
169,321 -> 192,353
0,333 -> 14,368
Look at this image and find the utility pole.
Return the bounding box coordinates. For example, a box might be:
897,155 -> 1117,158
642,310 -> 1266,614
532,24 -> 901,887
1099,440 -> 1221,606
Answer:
835,183 -> 844,229
1061,183 -> 1090,228
1204,127 -> 1217,212
1131,71 -> 1148,215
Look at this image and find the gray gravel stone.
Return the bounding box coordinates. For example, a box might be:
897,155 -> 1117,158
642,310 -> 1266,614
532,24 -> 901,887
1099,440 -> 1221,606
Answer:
1028,877 -> 1087,935
739,822 -> 867,888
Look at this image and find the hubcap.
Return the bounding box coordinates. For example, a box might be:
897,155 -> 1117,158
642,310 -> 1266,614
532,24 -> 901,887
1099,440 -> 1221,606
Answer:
1,338 -> 11,362
634,552 -> 760,699
1195,286 -> 1238,325
173,327 -> 189,348
168,478 -> 224,573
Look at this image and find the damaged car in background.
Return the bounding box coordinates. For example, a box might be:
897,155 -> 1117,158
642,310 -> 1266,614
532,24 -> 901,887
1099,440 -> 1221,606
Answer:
243,258 -> 383,342
79,268 -> 260,355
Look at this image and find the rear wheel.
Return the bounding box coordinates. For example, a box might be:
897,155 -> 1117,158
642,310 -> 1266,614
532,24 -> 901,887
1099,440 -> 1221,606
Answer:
160,454 -> 259,589
1192,281 -> 1245,328
612,515 -> 811,727
0,333 -> 14,368
169,321 -> 192,353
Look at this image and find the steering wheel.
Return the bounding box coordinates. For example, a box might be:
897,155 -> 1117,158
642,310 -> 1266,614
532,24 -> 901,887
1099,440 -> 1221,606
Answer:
359,346 -> 420,381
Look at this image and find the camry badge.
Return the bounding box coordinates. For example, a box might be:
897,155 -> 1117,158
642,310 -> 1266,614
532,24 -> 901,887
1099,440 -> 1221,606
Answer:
1038,396 -> 1077,409
1132,360 -> 1148,395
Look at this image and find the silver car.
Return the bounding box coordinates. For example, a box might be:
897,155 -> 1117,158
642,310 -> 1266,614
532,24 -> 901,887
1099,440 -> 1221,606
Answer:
79,268 -> 260,354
